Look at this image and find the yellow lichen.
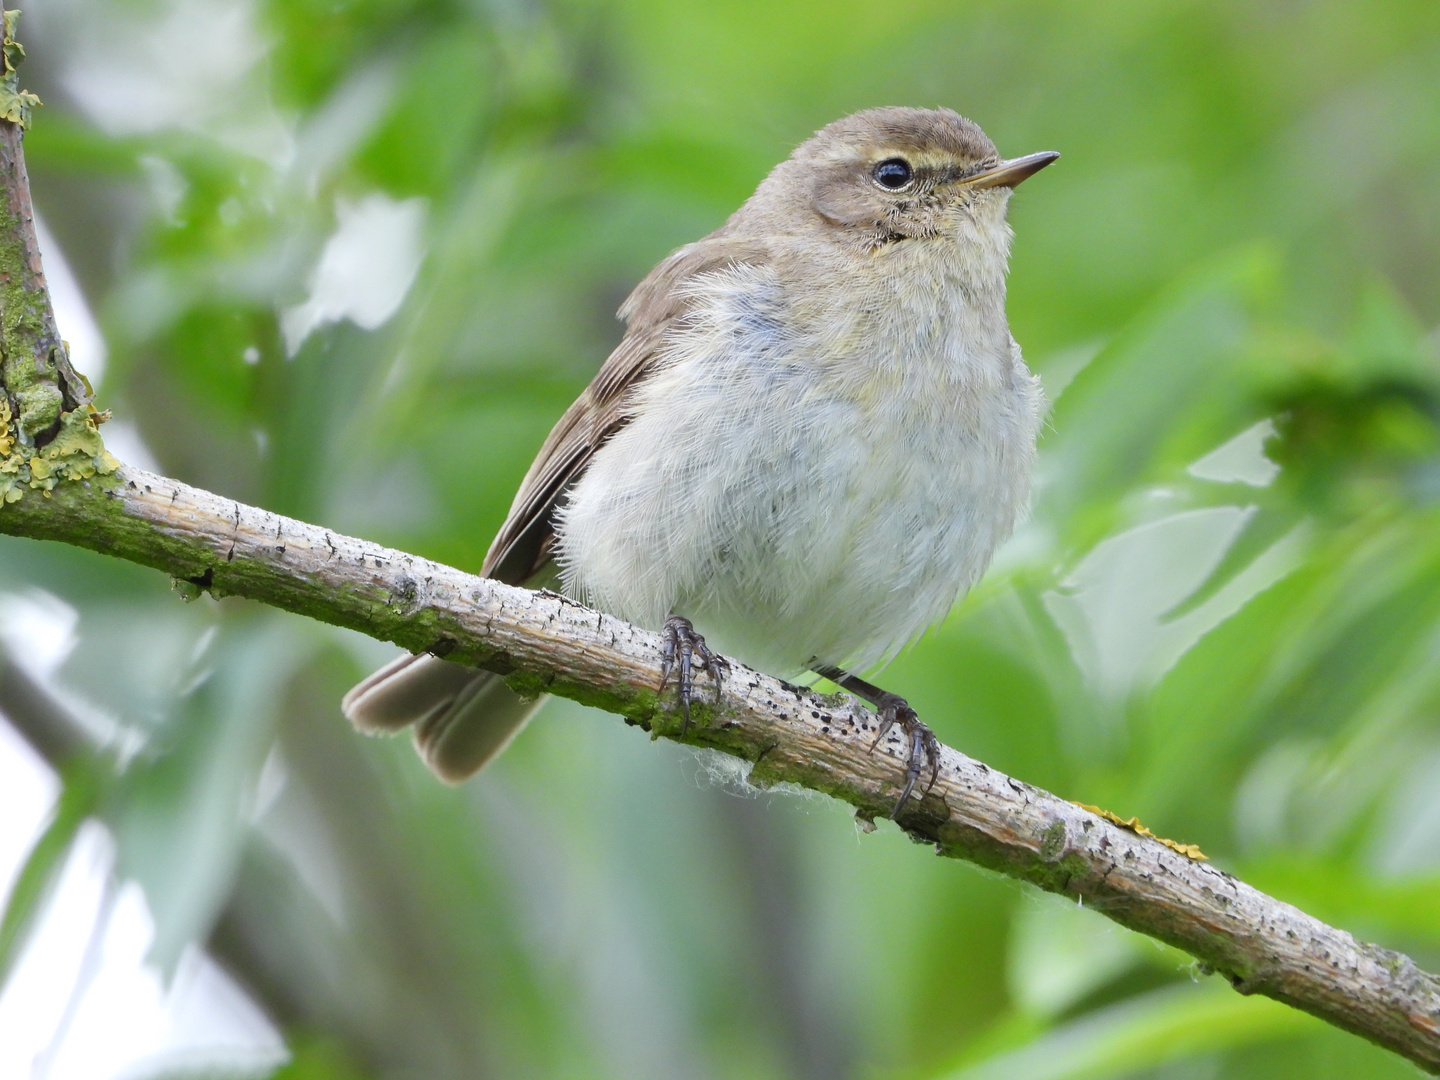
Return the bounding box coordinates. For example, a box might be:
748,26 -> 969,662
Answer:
0,400 -> 117,506
1074,802 -> 1209,861
0,10 -> 40,129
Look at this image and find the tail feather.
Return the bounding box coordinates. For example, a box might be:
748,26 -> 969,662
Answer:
342,653 -> 475,732
414,672 -> 544,783
342,653 -> 544,782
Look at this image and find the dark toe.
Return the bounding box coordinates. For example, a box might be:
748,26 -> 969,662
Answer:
882,701 -> 939,819
660,615 -> 725,736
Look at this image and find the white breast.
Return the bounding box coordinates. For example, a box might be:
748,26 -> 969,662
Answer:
555,250 -> 1043,678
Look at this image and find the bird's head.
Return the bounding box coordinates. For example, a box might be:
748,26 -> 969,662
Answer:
746,107 -> 1057,255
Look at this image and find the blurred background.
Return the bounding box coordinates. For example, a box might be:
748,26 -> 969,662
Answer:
1,0 -> 1439,1077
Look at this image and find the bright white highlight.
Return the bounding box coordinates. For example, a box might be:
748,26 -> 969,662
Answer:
1046,508 -> 1307,696
1188,419 -> 1281,487
0,720 -> 59,915
0,594 -> 288,1077
0,590 -> 79,682
57,0 -> 292,165
0,820 -> 286,1080
281,194 -> 427,355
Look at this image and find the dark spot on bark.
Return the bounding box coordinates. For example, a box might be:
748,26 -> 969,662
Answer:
429,637 -> 457,658
392,574 -> 418,606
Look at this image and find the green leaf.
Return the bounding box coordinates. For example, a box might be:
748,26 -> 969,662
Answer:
1040,245 -> 1278,549
108,620 -> 311,976
932,983 -> 1315,1080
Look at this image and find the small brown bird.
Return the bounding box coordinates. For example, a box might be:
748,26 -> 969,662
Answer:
344,107 -> 1056,815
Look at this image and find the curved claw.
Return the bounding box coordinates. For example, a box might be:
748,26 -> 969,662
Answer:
659,614 -> 728,735
866,694 -> 940,818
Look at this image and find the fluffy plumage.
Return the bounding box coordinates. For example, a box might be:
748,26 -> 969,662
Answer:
343,106 -> 1049,783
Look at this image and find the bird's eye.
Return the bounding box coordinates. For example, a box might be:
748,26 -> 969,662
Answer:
873,158 -> 914,191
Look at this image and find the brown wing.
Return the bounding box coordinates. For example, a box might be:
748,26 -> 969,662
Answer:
480,234 -> 771,584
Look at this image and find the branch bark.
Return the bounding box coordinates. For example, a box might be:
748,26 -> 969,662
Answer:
0,115 -> 90,446
2,94 -> 1439,1076
5,467 -> 1440,1070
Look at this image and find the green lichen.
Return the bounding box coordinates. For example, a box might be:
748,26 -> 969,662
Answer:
0,397 -> 118,505
0,11 -> 40,128
1038,819 -> 1069,861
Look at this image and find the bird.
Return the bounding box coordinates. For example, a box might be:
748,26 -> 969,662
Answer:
343,106 -> 1055,816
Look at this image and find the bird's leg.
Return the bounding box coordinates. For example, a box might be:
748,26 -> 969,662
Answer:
659,614 -> 728,736
815,664 -> 940,818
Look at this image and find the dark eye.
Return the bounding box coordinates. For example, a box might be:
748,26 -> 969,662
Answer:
873,158 -> 913,190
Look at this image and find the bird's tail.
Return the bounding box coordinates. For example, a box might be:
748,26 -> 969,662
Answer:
342,653 -> 544,782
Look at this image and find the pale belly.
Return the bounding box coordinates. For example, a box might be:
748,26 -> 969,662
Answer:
554,339 -> 1040,677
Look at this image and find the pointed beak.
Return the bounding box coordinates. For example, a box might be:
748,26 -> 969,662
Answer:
961,150 -> 1060,190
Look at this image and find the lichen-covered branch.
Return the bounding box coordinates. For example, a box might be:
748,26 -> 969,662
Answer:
0,23 -> 1437,1070
2,466 -> 1439,1071
0,14 -> 112,506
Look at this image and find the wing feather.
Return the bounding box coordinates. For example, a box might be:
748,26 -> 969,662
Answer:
481,235 -> 771,583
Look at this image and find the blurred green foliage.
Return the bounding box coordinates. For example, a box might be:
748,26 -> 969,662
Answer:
3,0 -> 1440,1077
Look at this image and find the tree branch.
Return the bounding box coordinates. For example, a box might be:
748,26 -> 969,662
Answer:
0,103 -> 90,446
4,467 -> 1440,1070
0,65 -> 1437,1075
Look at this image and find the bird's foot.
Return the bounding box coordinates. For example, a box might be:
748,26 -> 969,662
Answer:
869,694 -> 940,819
659,614 -> 728,735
